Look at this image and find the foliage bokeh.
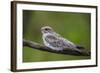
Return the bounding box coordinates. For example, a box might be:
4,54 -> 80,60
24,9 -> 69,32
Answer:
23,10 -> 91,62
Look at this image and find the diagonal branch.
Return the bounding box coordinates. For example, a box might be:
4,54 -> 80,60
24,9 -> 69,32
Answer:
23,39 -> 90,56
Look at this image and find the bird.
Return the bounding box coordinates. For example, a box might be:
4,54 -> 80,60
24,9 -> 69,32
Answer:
41,26 -> 90,56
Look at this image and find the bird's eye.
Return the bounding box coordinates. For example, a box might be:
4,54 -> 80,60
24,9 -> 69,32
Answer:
45,28 -> 48,30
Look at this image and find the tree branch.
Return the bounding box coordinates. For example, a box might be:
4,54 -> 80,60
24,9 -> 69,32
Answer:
23,39 -> 90,56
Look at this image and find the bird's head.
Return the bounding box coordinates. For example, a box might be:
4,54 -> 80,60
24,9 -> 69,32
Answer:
41,26 -> 54,34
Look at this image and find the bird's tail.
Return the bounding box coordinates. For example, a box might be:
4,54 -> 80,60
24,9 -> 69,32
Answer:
78,49 -> 90,56
75,45 -> 90,56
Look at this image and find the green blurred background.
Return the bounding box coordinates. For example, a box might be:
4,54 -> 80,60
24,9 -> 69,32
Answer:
23,10 -> 91,62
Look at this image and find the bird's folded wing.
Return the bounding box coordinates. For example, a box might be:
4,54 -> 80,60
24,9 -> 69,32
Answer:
45,35 -> 76,50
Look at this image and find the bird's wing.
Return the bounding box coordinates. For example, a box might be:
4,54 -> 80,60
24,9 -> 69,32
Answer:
45,35 -> 76,50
